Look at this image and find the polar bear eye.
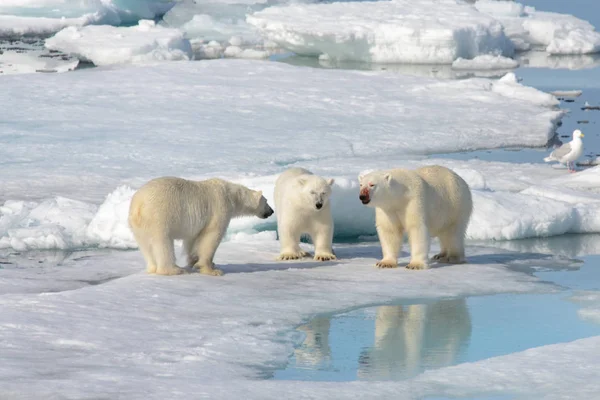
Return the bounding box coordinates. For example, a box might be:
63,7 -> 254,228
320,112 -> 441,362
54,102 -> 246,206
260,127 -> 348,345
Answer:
310,190 -> 316,195
369,183 -> 375,188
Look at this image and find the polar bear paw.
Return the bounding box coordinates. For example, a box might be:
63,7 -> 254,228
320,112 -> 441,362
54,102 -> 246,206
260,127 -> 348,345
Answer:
277,250 -> 311,261
198,265 -> 224,276
406,260 -> 428,270
156,265 -> 187,276
376,259 -> 398,269
314,252 -> 336,261
433,253 -> 465,264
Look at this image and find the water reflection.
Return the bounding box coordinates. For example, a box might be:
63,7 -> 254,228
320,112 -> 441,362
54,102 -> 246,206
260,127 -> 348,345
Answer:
275,54 -> 514,80
357,300 -> 471,380
274,50 -> 600,80
291,299 -> 472,380
483,233 -> 600,258
515,50 -> 600,70
294,316 -> 332,368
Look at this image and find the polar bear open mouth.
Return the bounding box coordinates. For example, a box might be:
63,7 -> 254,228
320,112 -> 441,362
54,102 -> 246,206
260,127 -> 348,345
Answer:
359,190 -> 371,205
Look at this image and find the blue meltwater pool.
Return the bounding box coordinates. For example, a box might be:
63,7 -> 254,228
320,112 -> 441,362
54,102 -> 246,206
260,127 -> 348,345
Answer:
273,248 -> 600,383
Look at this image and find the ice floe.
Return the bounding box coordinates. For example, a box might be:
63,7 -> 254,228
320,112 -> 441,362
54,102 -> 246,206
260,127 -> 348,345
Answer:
247,0 -> 515,64
44,20 -> 192,66
475,0 -> 600,55
0,0 -> 175,37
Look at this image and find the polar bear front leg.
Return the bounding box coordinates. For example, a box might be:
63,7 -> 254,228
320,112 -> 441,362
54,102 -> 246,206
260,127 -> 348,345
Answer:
406,223 -> 430,270
375,208 -> 403,269
277,219 -> 311,260
192,219 -> 227,276
311,220 -> 336,261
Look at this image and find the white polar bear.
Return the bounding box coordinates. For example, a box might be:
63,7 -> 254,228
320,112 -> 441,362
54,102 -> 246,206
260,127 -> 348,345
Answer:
358,165 -> 472,270
128,176 -> 274,276
274,167 -> 336,261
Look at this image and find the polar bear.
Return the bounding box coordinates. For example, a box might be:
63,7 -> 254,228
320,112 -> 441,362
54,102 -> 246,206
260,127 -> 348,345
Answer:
128,176 -> 274,276
358,165 -> 472,270
274,167 -> 336,261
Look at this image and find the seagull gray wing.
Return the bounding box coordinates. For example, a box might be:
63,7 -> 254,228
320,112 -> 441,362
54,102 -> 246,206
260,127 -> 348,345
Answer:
551,142 -> 572,159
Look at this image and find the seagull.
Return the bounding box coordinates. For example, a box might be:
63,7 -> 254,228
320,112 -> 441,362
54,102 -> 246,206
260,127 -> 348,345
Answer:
544,129 -> 585,172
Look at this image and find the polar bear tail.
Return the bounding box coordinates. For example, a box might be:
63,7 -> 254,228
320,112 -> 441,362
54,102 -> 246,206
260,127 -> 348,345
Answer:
128,201 -> 143,229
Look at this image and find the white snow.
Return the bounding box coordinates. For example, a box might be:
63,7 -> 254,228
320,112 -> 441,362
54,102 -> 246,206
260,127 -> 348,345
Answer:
1,21 -> 600,397
550,90 -> 583,98
0,60 -> 571,250
44,20 -> 193,66
0,14 -> 97,37
493,71 -> 559,107
5,158 -> 600,250
475,0 -> 600,55
452,54 -> 519,70
158,0 -> 284,61
247,0 -> 515,64
246,0 -> 600,64
0,0 -> 175,37
0,238 -> 578,399
0,46 -> 79,74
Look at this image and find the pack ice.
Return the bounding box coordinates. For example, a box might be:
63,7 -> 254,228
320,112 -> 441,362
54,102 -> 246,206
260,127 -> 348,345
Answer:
247,0 -> 600,64
0,0 -> 175,37
3,60 -> 597,252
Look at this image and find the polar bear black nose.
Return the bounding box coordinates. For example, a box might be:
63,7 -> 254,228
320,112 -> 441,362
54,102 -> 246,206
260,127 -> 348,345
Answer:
262,205 -> 274,218
359,194 -> 368,201
315,202 -> 323,210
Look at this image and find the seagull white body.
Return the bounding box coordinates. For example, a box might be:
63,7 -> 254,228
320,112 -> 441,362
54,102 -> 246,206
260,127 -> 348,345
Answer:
544,129 -> 585,172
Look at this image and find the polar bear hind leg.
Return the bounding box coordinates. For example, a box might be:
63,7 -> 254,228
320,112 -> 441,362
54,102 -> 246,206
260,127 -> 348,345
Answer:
152,234 -> 186,275
132,231 -> 158,274
434,223 -> 467,264
190,220 -> 227,276
183,237 -> 199,267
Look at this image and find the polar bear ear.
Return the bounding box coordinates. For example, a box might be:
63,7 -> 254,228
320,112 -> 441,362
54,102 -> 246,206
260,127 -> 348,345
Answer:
297,178 -> 307,186
358,173 -> 364,182
384,173 -> 392,183
327,178 -> 335,186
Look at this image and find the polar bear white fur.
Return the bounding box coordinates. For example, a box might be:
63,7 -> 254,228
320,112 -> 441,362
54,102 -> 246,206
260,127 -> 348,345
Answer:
128,176 -> 274,276
358,165 -> 472,270
274,167 -> 336,261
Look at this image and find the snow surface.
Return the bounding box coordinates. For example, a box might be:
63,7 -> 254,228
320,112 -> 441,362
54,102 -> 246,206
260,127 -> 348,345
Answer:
1,238 -> 587,399
0,46 -> 79,74
0,59 -> 572,250
452,54 -> 519,70
44,20 -> 192,66
0,0 -> 175,37
475,0 -> 600,55
247,0 -> 514,64
247,0 -> 600,64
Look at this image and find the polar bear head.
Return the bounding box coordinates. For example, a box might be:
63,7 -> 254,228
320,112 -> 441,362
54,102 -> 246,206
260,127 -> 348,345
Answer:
358,170 -> 396,208
253,190 -> 275,219
296,175 -> 335,211
238,188 -> 274,219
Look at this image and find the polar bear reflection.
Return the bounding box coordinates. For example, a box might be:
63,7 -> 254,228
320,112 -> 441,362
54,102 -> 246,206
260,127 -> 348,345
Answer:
358,299 -> 471,380
294,316 -> 332,368
294,299 -> 471,380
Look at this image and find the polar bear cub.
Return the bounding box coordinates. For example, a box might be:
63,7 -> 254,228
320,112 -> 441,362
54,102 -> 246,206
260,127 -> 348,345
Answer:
274,167 -> 336,261
358,165 -> 472,270
128,176 -> 274,276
